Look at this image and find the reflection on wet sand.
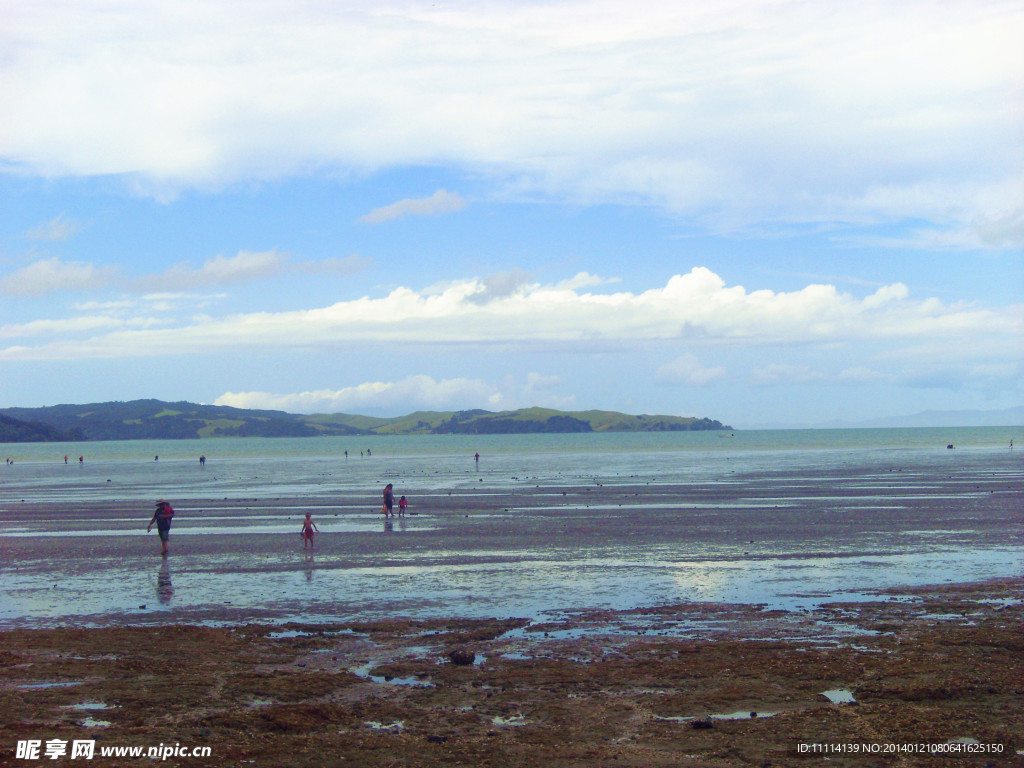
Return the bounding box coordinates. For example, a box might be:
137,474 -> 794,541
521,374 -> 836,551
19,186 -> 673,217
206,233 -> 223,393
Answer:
156,562 -> 174,605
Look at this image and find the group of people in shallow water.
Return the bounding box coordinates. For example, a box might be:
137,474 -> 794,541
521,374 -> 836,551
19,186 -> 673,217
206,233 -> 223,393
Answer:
144,452 -> 477,553
145,483 -> 413,554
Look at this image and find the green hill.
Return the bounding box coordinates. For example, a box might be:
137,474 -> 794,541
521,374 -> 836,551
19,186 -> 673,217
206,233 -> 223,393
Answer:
0,400 -> 732,442
0,413 -> 72,443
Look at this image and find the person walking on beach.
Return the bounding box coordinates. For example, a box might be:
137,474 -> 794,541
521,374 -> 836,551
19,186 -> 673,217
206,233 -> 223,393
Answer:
382,483 -> 395,518
147,500 -> 175,556
398,495 -> 408,516
300,512 -> 319,549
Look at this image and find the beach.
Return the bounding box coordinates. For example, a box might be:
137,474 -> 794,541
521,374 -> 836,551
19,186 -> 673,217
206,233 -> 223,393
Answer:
1,431 -> 1021,764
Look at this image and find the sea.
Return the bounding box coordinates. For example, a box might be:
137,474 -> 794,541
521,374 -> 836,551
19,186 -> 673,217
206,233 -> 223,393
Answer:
1,426 -> 1021,628
1,425 -> 1019,496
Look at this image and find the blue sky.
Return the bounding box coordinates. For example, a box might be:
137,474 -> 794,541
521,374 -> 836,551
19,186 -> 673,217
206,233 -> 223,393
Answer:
1,0 -> 1022,428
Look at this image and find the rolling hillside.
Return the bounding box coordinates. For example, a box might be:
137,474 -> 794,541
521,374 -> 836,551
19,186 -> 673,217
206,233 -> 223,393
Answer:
0,400 -> 732,442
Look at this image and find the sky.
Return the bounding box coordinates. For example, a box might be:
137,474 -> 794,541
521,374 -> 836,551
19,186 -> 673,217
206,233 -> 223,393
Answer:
1,0 -> 1022,429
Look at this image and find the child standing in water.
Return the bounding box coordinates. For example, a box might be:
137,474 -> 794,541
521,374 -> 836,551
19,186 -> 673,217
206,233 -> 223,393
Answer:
398,495 -> 408,516
300,512 -> 319,549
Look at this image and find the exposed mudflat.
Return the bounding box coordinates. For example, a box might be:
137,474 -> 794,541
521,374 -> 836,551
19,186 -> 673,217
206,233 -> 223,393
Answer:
1,578 -> 1020,767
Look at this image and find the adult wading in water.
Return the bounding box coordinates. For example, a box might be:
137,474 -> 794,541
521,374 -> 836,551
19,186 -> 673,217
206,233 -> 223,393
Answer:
147,500 -> 175,556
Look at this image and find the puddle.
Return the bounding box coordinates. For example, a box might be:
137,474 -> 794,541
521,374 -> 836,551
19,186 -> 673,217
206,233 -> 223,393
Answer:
492,714 -> 528,727
945,737 -> 981,745
364,720 -> 404,731
78,717 -> 112,727
17,681 -> 84,690
822,688 -> 856,704
656,710 -> 778,723
351,663 -> 433,688
713,710 -> 777,720
65,702 -> 111,711
268,628 -> 363,639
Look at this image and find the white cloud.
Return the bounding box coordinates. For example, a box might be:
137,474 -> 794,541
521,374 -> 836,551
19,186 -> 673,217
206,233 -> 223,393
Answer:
215,375 -> 502,414
0,268 -> 1019,366
133,250 -> 287,291
467,270 -> 534,304
131,250 -> 369,291
848,206 -> 1024,251
359,190 -> 467,224
0,315 -> 133,340
24,214 -> 78,242
0,257 -> 117,296
837,366 -> 892,384
751,363 -> 825,386
555,272 -> 621,291
656,353 -> 727,386
1,1 -> 1020,234
214,372 -> 583,414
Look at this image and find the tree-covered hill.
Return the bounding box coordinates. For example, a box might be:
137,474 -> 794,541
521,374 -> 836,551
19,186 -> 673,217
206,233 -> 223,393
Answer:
0,413 -> 72,443
0,400 -> 732,442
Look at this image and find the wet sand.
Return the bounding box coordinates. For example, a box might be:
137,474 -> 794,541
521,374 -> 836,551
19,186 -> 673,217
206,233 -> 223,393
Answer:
1,579 -> 1021,767
2,457 -> 1021,626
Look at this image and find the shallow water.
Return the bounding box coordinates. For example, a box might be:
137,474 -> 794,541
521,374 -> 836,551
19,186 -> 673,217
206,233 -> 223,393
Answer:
0,429 -> 1020,628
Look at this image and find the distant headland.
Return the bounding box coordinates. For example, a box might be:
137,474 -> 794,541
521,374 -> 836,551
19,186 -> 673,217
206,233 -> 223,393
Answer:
0,399 -> 733,442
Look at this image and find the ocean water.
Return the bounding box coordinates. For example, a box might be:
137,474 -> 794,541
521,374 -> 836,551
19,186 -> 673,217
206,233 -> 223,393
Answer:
1,425 -> 1019,498
1,426 -> 1021,628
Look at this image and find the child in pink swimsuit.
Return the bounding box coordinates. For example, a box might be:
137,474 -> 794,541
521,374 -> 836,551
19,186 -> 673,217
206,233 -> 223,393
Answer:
300,512 -> 319,549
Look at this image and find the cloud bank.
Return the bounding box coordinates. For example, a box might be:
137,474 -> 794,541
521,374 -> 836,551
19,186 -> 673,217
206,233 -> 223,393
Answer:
2,0 -> 1020,239
1,268 -> 1018,363
216,375 -> 502,414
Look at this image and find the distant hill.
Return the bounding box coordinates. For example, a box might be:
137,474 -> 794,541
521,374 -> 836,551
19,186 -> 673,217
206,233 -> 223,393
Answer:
0,400 -> 732,442
799,406 -> 1024,430
0,413 -> 72,443
0,400 -> 363,442
853,406 -> 1024,428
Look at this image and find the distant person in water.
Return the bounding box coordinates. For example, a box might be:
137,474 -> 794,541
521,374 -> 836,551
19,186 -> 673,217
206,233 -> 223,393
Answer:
79,455 -> 83,464
147,500 -> 175,556
398,495 -> 408,516
64,455 -> 68,464
382,483 -> 395,518
199,455 -> 206,467
475,452 -> 480,464
300,512 -> 319,549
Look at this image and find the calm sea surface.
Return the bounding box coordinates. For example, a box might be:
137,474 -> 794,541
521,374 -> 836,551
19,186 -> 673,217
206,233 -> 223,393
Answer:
1,426 -> 1020,499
